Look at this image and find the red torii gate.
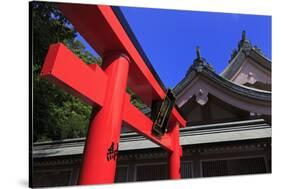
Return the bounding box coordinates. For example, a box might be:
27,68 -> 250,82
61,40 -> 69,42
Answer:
41,3 -> 186,185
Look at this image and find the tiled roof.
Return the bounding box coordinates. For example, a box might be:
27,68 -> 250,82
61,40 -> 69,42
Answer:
33,119 -> 271,158
173,48 -> 271,102
221,31 -> 271,79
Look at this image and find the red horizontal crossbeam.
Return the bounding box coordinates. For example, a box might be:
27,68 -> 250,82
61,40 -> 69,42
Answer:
122,93 -> 172,151
58,3 -> 186,128
41,43 -> 173,151
41,43 -> 108,107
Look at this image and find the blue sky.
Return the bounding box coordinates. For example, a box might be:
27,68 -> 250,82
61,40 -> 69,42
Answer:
76,6 -> 271,88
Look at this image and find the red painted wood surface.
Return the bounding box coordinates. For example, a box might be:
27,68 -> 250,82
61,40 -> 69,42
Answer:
41,3 -> 187,184
41,43 -> 108,107
58,3 -> 185,127
41,43 -> 174,152
78,52 -> 129,184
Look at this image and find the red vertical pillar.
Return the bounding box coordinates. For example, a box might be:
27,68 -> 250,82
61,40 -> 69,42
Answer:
169,122 -> 182,179
79,53 -> 130,185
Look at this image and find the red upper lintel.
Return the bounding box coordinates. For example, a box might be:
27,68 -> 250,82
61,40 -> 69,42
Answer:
57,3 -> 186,127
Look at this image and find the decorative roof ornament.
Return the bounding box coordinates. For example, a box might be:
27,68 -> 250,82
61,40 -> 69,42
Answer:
238,30 -> 252,51
196,46 -> 202,60
186,46 -> 215,75
195,88 -> 209,106
242,30 -> 246,41
228,30 -> 256,63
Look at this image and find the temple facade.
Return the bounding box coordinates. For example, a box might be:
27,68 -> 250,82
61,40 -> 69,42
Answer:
32,32 -> 271,187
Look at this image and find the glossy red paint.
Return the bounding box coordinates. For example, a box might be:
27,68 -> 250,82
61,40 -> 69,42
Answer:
58,3 -> 185,125
41,43 -> 108,107
41,42 -> 184,184
168,122 -> 182,179
41,43 -> 175,152
41,3 -> 187,185
79,52 -> 129,184
122,96 -> 173,152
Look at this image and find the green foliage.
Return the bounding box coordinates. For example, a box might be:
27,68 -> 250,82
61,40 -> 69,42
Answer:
65,39 -> 102,66
32,2 -> 76,70
32,2 -> 144,142
127,88 -> 145,109
32,2 -> 97,142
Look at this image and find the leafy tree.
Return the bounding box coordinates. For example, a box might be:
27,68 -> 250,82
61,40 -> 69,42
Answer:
32,2 -> 144,142
32,2 -> 97,142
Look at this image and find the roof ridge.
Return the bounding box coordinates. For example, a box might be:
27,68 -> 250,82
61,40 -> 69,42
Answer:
221,30 -> 271,77
174,61 -> 271,101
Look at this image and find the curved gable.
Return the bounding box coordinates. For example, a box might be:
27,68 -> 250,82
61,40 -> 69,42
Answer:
220,32 -> 271,91
174,67 -> 271,116
231,57 -> 271,87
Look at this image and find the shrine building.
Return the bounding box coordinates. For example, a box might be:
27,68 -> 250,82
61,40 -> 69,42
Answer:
32,31 -> 271,187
